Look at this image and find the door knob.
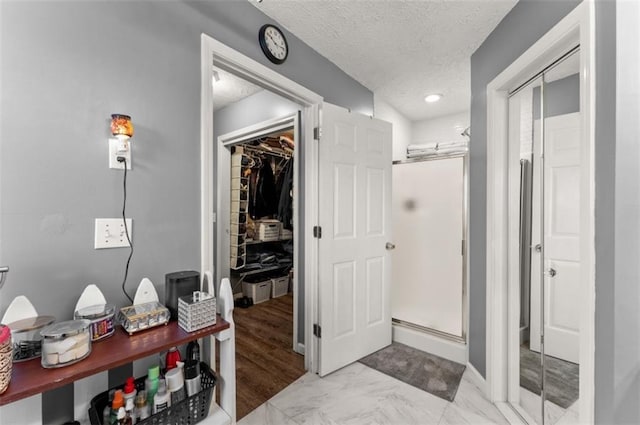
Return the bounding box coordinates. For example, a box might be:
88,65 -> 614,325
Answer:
386,242 -> 396,250
545,268 -> 557,277
534,244 -> 542,252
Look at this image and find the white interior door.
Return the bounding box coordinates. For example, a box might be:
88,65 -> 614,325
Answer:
530,112 -> 581,364
318,103 -> 392,376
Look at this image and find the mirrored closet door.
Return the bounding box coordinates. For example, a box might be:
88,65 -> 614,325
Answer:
508,48 -> 581,425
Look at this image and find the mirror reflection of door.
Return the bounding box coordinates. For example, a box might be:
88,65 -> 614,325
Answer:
510,49 -> 582,425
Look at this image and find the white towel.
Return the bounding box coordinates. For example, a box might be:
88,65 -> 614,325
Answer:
407,140 -> 468,154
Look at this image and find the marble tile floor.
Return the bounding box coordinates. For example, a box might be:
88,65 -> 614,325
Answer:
518,388 -> 580,425
238,362 -> 510,425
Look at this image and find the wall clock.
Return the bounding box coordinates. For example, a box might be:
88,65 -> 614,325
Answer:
259,24 -> 288,65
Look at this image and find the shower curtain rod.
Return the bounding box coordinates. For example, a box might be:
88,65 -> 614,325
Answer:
393,152 -> 467,165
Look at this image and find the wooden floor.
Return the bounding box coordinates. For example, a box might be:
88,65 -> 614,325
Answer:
228,293 -> 305,420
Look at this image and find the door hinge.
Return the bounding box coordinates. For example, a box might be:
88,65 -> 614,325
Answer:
313,127 -> 321,140
313,324 -> 322,338
313,226 -> 322,239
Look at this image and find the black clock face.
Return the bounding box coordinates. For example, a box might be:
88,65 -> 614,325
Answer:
259,24 -> 288,64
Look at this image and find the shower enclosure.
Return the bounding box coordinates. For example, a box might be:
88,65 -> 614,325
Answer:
391,154 -> 467,345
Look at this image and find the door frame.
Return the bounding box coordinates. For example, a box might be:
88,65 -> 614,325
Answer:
485,2 -> 595,424
216,113 -> 301,354
200,34 -> 323,372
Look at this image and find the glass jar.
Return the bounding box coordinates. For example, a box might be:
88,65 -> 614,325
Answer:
6,315 -> 55,362
40,319 -> 91,368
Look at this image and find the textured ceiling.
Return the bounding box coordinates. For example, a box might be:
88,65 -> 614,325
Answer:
213,67 -> 263,111
252,0 -> 516,121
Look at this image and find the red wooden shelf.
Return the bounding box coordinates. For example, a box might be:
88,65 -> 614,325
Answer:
0,317 -> 229,406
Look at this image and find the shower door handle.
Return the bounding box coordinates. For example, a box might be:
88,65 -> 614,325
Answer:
385,242 -> 396,251
0,266 -> 8,290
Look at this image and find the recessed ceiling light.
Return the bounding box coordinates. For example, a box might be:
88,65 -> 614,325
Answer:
424,94 -> 443,103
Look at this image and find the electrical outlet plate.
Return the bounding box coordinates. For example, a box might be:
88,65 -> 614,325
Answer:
109,138 -> 131,170
94,218 -> 133,249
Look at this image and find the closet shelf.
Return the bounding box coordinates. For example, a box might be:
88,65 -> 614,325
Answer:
245,237 -> 292,246
232,264 -> 290,277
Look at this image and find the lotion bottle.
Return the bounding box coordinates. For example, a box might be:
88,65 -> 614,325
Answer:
152,379 -> 171,414
134,391 -> 150,422
145,365 -> 160,406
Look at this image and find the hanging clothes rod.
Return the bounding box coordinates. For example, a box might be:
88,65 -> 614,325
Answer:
242,144 -> 292,160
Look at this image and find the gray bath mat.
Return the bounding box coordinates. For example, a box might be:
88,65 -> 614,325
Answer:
359,342 -> 466,402
520,346 -> 579,409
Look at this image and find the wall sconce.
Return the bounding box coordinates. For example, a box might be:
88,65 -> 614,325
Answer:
109,114 -> 134,170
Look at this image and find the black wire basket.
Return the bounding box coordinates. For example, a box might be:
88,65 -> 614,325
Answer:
88,362 -> 216,425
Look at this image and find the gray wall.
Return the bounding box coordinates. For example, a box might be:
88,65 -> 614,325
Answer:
213,89 -> 306,345
469,0 -> 581,378
533,73 -> 580,119
603,1 -> 640,423
0,1 -> 371,422
610,1 -> 640,421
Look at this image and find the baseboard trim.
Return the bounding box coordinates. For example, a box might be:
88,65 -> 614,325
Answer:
296,342 -> 305,355
465,361 -> 488,395
392,323 -> 467,364
496,402 -> 528,425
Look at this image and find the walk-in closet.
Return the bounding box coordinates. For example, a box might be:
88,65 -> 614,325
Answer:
211,66 -> 305,420
229,131 -> 294,306
224,126 -> 305,419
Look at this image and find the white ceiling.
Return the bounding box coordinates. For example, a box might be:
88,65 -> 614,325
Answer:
213,67 -> 263,111
252,0 -> 516,122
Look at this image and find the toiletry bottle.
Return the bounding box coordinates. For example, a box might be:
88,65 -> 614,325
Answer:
186,340 -> 200,362
165,346 -> 181,371
145,365 -> 160,405
123,398 -> 134,425
134,391 -> 150,423
152,379 -> 171,414
103,389 -> 115,425
165,365 -> 185,404
116,407 -> 126,425
184,360 -> 201,397
123,377 -> 137,406
109,390 -> 124,425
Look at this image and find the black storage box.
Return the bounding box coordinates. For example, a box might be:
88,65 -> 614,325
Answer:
165,271 -> 200,320
88,362 -> 216,425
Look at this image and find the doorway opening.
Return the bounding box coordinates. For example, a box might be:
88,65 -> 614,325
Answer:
484,3 -> 595,424
200,34 -> 322,379
508,48 -> 582,425
218,112 -> 304,419
200,34 -> 322,422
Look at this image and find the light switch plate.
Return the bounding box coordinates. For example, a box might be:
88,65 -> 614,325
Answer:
94,218 -> 132,249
